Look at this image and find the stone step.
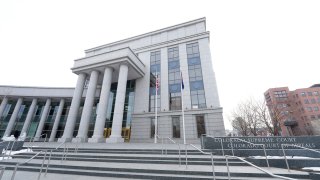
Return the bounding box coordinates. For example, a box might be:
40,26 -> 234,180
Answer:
14,152 -> 242,162
11,155 -> 247,166
30,148 -> 209,155
0,160 -> 310,180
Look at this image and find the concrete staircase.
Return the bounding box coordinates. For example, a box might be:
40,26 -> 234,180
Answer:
0,142 -> 311,180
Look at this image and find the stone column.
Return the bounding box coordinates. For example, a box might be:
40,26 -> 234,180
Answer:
19,98 -> 37,138
58,73 -> 86,142
34,98 -> 51,141
89,67 -> 113,143
3,98 -> 23,137
0,97 -> 8,119
106,64 -> 128,143
49,99 -> 65,142
75,70 -> 99,142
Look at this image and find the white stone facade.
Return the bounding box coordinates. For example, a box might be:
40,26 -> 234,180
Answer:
0,18 -> 225,143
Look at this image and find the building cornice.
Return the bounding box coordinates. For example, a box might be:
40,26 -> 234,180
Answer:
84,17 -> 206,53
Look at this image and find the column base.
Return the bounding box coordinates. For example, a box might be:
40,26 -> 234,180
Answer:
73,137 -> 88,143
105,136 -> 124,143
88,136 -> 106,143
58,137 -> 72,142
33,137 -> 40,142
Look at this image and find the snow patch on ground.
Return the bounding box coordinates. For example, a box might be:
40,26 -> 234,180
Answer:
249,156 -> 313,159
302,167 -> 320,172
2,148 -> 33,155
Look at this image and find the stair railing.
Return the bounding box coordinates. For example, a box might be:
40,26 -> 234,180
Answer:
45,141 -> 67,176
225,155 -> 297,180
201,134 -> 225,156
230,138 -> 269,168
11,150 -> 47,180
7,140 -> 17,159
0,166 -> 5,180
33,134 -> 47,143
185,144 -> 216,180
156,135 -> 181,166
0,141 -> 9,160
281,144 -> 320,171
155,135 -> 164,155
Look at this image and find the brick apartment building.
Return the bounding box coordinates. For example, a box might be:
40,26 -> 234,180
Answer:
264,84 -> 320,136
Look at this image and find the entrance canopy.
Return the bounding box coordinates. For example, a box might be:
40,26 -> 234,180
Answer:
72,47 -> 145,83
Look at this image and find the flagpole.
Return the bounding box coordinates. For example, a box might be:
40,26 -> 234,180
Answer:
181,72 -> 186,144
154,75 -> 158,143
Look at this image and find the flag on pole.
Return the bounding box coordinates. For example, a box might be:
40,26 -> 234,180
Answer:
181,72 -> 184,90
156,75 -> 160,91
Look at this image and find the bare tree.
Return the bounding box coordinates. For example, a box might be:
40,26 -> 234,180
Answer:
254,99 -> 282,136
230,99 -> 263,136
231,116 -> 250,136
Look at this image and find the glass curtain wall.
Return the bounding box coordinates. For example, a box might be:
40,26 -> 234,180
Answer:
168,47 -> 182,110
149,51 -> 161,112
186,43 -> 206,109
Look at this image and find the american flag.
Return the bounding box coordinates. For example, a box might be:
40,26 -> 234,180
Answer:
181,72 -> 184,90
156,75 -> 159,91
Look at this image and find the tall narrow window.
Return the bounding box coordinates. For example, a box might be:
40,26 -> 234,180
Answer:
150,118 -> 155,138
172,117 -> 180,138
187,43 -> 206,109
149,51 -> 161,112
196,115 -> 206,138
168,47 -> 182,110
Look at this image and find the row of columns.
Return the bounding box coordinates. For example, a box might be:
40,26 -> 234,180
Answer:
0,64 -> 129,143
0,97 -> 65,142
59,64 -> 129,143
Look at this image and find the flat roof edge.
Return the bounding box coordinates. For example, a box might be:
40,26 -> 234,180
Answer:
0,85 -> 75,90
84,17 -> 206,53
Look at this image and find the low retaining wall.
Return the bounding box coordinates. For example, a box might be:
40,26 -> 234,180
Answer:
202,136 -> 320,157
0,141 -> 24,151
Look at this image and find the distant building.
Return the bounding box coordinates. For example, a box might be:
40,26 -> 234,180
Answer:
264,84 -> 320,136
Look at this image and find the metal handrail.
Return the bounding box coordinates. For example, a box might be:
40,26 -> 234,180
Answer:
201,134 -> 225,156
281,144 -> 320,171
225,155 -> 297,180
8,140 -> 17,158
45,141 -> 67,176
186,144 -> 216,180
0,166 -> 5,180
11,150 -> 47,180
156,135 -> 181,166
33,134 -> 47,142
1,141 -> 11,160
230,138 -> 269,168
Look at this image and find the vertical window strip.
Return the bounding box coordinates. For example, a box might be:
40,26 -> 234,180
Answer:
168,47 -> 182,110
186,43 -> 206,109
149,51 -> 161,112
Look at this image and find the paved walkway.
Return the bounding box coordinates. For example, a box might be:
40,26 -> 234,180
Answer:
5,158 -> 309,176
2,170 -> 132,180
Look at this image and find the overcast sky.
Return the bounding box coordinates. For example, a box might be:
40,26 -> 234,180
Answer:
0,0 -> 319,130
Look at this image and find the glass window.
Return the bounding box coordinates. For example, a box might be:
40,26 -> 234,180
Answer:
304,99 -> 309,104
186,43 -> 206,109
314,106 -> 319,111
149,51 -> 161,112
307,107 -> 313,112
301,92 -> 306,97
172,117 -> 180,138
150,118 -> 155,138
311,99 -> 316,104
196,115 -> 206,138
308,92 -> 313,96
168,47 -> 182,111
314,91 -> 319,96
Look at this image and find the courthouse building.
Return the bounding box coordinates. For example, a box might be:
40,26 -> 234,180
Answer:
0,18 -> 225,143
